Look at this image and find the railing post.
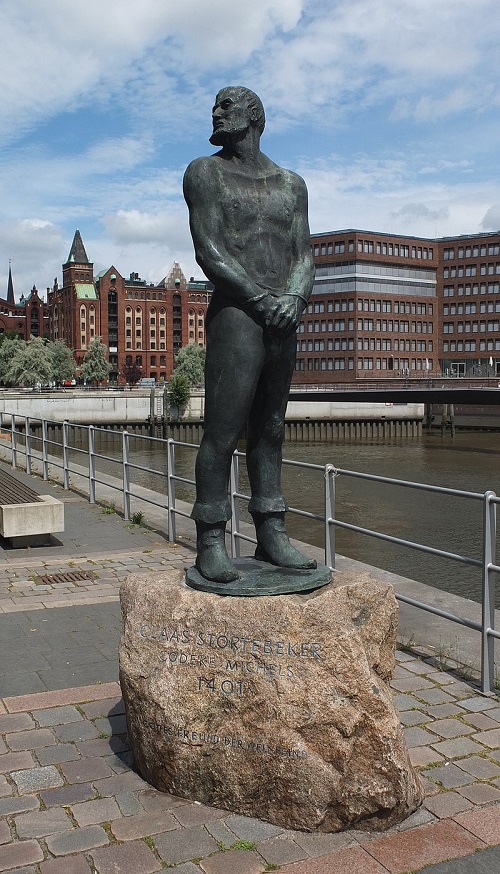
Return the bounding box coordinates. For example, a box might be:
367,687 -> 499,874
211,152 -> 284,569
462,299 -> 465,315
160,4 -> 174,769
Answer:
324,464 -> 336,570
167,438 -> 176,542
25,417 -> 31,475
230,452 -> 241,558
62,421 -> 70,490
11,413 -> 17,469
123,430 -> 130,520
481,490 -> 497,694
88,425 -> 96,504
42,419 -> 49,480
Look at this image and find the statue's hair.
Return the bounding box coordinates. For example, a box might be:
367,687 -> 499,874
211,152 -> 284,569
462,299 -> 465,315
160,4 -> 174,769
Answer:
216,86 -> 266,135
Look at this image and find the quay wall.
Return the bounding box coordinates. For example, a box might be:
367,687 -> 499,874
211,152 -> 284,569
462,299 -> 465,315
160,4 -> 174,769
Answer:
0,391 -> 424,439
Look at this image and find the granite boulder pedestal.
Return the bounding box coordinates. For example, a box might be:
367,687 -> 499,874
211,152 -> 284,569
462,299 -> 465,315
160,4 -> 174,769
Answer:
119,568 -> 423,833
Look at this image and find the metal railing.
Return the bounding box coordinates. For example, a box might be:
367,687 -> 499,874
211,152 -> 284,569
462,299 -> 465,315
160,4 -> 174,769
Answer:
2,412 -> 498,694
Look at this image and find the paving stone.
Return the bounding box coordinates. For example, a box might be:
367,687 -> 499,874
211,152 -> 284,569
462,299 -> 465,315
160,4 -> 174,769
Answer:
0,750 -> 35,773
35,705 -> 84,727
396,807 -> 436,830
111,809 -> 179,839
45,824 -> 109,856
199,849 -> 266,874
54,721 -> 100,742
264,844 -> 387,874
11,764 -> 63,793
92,771 -> 149,796
409,746 -> 445,767
422,762 -> 474,789
455,754 -> 500,779
464,712 -> 500,730
115,790 -> 143,815
365,818 -> 485,872
427,718 -> 475,739
419,776 -> 441,798
153,825 -> 219,864
7,727 -> 57,751
79,697 -> 125,719
76,736 -> 128,758
414,688 -> 458,705
71,796 -> 121,826
170,865 -> 203,874
40,856 -> 93,874
256,835 -> 307,864
90,840 -> 162,874
394,693 -> 422,713
390,677 -> 435,692
399,709 -> 428,726
423,791 -> 473,818
174,803 -> 229,828
0,794 -> 39,816
425,703 -> 466,719
224,814 -> 285,841
137,787 -> 188,811
0,712 -> 36,732
0,818 -> 10,844
458,782 -> 500,804
105,750 -> 134,773
458,696 -> 497,712
0,774 -> 11,797
454,805 -> 500,843
292,829 -> 356,856
15,806 -> 73,838
36,741 -> 81,765
403,726 -> 437,747
0,839 -> 44,872
60,756 -> 113,784
94,714 -> 128,736
40,783 -> 96,807
205,819 -> 239,845
472,728 -> 500,748
430,737 -> 485,758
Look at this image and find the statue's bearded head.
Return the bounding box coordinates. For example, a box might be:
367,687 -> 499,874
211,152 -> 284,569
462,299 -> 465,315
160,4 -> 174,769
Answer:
210,86 -> 265,147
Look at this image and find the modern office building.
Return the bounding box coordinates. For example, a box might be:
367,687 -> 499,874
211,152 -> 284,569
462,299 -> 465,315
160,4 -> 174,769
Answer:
295,229 -> 439,384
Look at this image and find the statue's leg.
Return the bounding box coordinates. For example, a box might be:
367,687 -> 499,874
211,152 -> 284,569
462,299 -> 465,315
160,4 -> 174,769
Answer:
192,302 -> 265,582
247,330 -> 317,570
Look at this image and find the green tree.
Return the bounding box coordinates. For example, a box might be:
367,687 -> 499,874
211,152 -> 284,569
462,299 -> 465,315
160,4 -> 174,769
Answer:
51,340 -> 76,384
81,337 -> 110,385
168,371 -> 190,411
6,336 -> 53,388
0,336 -> 25,385
174,343 -> 205,386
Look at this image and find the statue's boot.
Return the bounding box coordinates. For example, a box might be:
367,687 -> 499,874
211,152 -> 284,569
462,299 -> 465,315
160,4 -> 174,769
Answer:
252,512 -> 317,569
195,522 -> 240,583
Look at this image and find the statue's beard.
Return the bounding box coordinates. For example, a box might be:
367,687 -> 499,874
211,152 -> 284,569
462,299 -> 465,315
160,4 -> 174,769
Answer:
210,123 -> 249,147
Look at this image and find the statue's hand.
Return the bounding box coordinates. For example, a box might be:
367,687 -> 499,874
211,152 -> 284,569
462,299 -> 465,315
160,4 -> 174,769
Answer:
266,296 -> 303,336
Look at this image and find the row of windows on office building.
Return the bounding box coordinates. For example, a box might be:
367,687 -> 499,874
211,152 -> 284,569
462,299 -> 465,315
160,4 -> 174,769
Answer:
442,283 -> 500,296
443,301 -> 500,315
443,321 -> 500,333
311,239 -> 434,259
295,357 -> 434,372
443,263 -> 500,278
442,242 -> 500,260
298,338 -> 433,353
306,298 -> 433,315
298,318 -> 433,334
442,340 -> 500,352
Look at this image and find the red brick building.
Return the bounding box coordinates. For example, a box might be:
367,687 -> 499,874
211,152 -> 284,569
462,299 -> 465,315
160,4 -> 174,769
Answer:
0,265 -> 48,340
47,231 -> 211,383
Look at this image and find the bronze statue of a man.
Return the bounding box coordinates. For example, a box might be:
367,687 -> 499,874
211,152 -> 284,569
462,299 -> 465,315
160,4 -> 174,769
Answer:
183,86 -> 316,583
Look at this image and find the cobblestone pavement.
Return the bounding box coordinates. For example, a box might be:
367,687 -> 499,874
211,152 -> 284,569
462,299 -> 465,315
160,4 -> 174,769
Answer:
1,465 -> 500,872
0,652 -> 499,873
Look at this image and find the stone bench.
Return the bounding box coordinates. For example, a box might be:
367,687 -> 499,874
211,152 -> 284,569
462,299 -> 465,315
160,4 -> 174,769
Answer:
0,469 -> 64,546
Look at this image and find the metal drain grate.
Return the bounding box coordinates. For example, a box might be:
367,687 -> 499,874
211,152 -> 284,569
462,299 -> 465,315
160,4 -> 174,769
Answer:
36,571 -> 97,585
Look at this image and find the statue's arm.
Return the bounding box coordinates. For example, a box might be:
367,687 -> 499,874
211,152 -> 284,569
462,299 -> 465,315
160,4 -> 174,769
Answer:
183,159 -> 273,323
267,174 -> 315,336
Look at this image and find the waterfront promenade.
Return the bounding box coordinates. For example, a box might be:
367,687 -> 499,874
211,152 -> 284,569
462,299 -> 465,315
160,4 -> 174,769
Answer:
0,463 -> 500,873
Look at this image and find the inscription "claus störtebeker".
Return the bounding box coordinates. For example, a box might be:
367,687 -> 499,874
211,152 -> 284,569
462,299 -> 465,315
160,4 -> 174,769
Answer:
138,625 -> 321,660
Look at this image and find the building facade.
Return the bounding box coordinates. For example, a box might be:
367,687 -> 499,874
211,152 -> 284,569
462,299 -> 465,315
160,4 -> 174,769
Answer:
295,230 -> 438,384
47,231 -> 211,383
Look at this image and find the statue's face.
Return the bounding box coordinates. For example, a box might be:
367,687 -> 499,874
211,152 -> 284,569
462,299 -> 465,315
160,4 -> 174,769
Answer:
210,90 -> 251,145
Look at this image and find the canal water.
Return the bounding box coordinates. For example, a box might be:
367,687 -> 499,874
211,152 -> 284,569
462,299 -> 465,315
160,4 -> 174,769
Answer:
85,425 -> 500,607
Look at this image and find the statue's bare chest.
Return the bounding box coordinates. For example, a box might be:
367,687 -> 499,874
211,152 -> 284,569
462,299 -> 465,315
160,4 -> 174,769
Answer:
219,173 -> 295,229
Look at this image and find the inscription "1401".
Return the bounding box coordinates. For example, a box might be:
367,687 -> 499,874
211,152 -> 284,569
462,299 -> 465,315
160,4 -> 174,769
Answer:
197,676 -> 244,697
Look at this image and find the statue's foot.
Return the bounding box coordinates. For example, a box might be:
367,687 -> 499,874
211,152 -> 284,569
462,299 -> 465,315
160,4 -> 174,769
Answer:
195,544 -> 240,583
253,514 -> 317,570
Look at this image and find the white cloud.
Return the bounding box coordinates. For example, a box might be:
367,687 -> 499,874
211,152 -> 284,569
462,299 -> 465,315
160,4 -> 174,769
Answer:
482,205 -> 500,230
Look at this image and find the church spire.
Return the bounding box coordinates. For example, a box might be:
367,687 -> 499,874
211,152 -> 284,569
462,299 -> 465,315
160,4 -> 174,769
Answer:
67,229 -> 89,264
7,261 -> 14,304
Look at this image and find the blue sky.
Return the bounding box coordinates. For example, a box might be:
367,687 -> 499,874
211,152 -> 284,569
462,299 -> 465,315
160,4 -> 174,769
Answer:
1,0 -> 500,298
